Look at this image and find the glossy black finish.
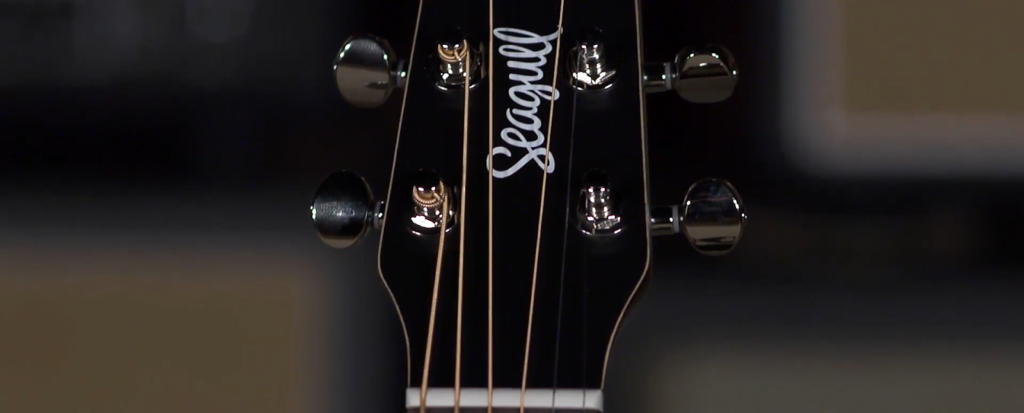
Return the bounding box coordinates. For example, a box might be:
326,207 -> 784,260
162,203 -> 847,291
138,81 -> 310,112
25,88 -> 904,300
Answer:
377,0 -> 649,391
312,171 -> 376,248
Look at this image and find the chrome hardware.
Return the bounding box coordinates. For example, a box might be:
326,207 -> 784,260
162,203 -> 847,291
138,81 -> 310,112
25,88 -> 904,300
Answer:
311,171 -> 384,249
577,171 -> 624,236
643,45 -> 738,103
410,170 -> 457,233
434,31 -> 484,90
651,179 -> 745,255
649,205 -> 680,236
568,30 -> 616,90
334,35 -> 407,108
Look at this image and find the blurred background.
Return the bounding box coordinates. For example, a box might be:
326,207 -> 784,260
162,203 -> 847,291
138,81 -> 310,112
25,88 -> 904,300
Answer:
2,0 -> 1023,412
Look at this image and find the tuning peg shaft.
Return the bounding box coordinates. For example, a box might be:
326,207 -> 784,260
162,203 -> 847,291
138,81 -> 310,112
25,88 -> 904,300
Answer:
651,179 -> 745,255
643,45 -> 738,103
311,171 -> 384,249
334,35 -> 407,108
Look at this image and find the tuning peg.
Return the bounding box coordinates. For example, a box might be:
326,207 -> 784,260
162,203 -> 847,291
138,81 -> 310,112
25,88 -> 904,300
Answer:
334,35 -> 407,108
651,179 -> 745,255
311,171 -> 384,249
567,29 -> 617,90
643,45 -> 738,103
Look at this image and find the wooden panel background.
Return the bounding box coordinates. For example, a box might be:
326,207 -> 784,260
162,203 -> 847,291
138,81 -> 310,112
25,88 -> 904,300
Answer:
0,246 -> 326,413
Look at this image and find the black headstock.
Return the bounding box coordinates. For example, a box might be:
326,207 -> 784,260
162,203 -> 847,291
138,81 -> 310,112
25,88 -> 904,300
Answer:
312,0 -> 745,411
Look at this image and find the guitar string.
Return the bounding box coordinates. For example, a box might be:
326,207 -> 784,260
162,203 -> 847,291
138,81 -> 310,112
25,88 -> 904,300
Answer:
453,44 -> 473,413
520,0 -> 567,411
549,38 -> 580,413
487,0 -> 496,411
418,190 -> 450,413
579,240 -> 589,410
601,0 -> 653,388
378,0 -> 425,388
393,1 -> 645,409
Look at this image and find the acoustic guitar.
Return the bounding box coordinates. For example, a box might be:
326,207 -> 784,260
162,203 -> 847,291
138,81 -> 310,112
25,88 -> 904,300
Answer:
310,0 -> 745,411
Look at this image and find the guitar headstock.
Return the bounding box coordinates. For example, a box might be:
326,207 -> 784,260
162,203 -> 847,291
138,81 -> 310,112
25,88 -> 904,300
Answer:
311,0 -> 745,411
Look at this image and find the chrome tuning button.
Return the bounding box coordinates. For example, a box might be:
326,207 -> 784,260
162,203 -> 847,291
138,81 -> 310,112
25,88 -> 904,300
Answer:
651,179 -> 745,255
643,45 -> 738,103
311,171 -> 384,249
334,35 -> 407,108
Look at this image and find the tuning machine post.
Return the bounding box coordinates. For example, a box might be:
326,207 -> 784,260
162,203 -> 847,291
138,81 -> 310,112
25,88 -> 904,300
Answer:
409,169 -> 457,234
643,45 -> 738,103
433,30 -> 485,91
577,170 -> 624,236
311,171 -> 384,248
334,35 -> 407,108
651,179 -> 746,255
567,29 -> 617,90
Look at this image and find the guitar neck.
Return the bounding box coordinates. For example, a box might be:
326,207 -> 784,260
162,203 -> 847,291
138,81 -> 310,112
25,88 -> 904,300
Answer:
406,388 -> 603,412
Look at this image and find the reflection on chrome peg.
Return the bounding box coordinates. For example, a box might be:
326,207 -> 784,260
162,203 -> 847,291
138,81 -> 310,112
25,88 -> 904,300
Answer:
334,35 -> 407,108
311,171 -> 384,249
434,29 -> 485,90
410,169 -> 457,234
577,170 -> 624,235
650,179 -> 745,255
568,29 -> 617,90
643,45 -> 738,103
